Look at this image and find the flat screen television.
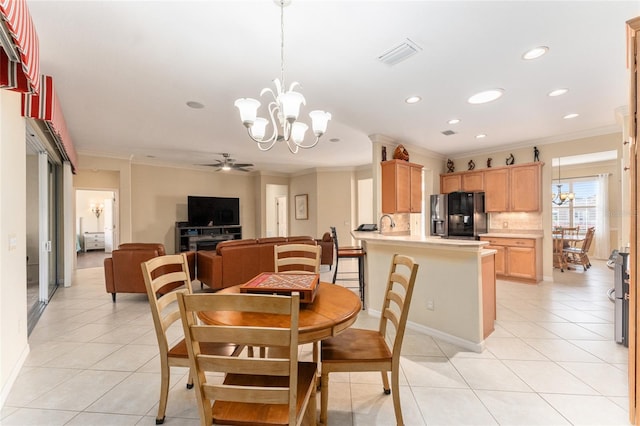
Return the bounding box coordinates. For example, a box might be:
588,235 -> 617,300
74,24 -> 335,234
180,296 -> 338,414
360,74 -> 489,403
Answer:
188,196 -> 240,226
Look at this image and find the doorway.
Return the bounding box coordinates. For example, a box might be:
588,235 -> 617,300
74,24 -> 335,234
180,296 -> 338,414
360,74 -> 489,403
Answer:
266,184 -> 288,237
25,146 -> 63,334
75,189 -> 117,269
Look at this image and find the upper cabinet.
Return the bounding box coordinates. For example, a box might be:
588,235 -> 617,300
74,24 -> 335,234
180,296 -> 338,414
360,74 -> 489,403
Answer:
440,174 -> 461,194
440,162 -> 542,213
381,159 -> 423,213
484,168 -> 509,212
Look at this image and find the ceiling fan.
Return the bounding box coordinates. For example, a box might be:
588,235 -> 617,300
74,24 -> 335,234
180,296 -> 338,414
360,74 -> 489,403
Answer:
202,153 -> 254,172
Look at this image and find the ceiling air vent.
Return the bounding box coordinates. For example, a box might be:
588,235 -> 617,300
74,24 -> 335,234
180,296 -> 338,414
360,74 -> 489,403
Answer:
378,38 -> 422,66
441,130 -> 456,136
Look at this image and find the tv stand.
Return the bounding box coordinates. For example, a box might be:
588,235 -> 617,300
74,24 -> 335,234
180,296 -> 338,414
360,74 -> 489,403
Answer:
175,223 -> 242,253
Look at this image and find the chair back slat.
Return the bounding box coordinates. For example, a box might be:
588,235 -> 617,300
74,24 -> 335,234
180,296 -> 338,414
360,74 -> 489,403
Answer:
191,325 -> 291,347
204,384 -> 289,405
197,355 -> 291,376
274,243 -> 321,273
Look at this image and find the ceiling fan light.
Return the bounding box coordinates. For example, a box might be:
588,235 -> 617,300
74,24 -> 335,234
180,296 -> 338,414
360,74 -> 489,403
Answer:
309,110 -> 331,136
221,164 -> 231,171
250,117 -> 269,140
234,98 -> 261,126
291,122 -> 308,143
279,91 -> 306,121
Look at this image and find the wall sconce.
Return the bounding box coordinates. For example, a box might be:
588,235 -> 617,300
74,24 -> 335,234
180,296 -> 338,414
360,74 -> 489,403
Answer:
90,203 -> 104,218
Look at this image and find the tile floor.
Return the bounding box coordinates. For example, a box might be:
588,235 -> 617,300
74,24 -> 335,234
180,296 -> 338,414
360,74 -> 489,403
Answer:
0,259 -> 630,425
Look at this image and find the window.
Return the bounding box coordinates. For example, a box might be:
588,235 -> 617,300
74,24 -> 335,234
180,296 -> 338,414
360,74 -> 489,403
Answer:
552,178 -> 597,233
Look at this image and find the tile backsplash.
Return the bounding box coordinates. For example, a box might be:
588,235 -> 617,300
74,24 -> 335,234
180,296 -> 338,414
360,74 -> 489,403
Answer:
489,212 -> 542,232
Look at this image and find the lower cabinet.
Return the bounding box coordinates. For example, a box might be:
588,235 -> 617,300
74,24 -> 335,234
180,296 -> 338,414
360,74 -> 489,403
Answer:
480,236 -> 541,283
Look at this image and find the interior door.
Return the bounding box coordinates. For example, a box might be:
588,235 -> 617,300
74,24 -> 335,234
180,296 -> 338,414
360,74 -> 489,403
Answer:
276,196 -> 288,237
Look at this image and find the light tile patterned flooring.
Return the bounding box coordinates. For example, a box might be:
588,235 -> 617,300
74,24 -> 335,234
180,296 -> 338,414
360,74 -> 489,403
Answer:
0,259 -> 630,425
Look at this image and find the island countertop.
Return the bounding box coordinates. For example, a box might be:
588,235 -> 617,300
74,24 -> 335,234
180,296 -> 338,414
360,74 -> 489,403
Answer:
352,231 -> 491,252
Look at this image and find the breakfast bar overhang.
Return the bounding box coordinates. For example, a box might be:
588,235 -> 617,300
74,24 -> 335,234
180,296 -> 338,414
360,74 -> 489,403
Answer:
353,231 -> 497,352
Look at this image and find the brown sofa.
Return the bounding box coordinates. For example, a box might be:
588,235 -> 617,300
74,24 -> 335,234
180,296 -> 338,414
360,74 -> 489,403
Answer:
104,243 -> 195,302
196,236 -> 321,290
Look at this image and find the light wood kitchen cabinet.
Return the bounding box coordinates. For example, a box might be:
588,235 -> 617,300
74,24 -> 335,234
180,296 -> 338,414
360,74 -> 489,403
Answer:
440,174 -> 461,194
440,162 -> 542,212
462,171 -> 484,192
381,159 -> 423,213
510,164 -> 541,212
480,236 -> 541,283
483,169 -> 509,212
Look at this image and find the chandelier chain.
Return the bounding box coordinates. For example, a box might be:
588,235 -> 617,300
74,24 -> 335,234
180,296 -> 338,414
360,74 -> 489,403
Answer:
280,0 -> 285,88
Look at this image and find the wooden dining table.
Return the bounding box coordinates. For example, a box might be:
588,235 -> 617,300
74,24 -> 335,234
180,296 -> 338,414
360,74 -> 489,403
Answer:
198,282 -> 362,345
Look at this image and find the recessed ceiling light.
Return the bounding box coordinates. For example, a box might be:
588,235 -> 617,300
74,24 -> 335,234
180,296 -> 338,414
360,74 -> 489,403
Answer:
329,138 -> 340,143
448,119 -> 461,125
405,96 -> 421,104
186,101 -> 205,109
522,46 -> 549,60
468,89 -> 504,104
476,134 -> 487,139
563,113 -> 579,119
548,88 -> 569,97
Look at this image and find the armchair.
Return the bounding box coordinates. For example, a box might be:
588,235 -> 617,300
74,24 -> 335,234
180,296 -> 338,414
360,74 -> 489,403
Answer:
104,243 -> 195,302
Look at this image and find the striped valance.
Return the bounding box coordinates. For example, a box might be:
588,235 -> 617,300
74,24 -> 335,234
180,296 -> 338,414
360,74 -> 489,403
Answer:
23,75 -> 77,172
0,0 -> 39,93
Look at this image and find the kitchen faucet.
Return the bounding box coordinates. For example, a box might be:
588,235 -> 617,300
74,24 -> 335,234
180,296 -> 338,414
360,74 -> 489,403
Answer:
379,214 -> 396,232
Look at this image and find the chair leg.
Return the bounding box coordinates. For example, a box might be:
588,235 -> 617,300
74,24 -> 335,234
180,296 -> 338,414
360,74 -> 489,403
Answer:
320,372 -> 329,426
186,368 -> 194,389
390,368 -> 404,426
332,257 -> 339,284
156,359 -> 170,424
381,370 -> 390,394
358,256 -> 365,309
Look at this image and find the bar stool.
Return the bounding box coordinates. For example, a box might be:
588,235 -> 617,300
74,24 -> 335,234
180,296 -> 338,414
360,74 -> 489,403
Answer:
330,226 -> 366,309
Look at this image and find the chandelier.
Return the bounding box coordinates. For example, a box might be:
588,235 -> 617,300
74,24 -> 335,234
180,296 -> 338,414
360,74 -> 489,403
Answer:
552,158 -> 574,206
233,0 -> 331,153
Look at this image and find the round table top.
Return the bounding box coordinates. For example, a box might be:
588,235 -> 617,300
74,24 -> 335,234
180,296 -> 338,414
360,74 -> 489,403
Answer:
198,282 -> 362,344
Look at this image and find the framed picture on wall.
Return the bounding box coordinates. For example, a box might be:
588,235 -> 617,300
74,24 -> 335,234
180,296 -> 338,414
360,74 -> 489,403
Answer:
295,194 -> 308,220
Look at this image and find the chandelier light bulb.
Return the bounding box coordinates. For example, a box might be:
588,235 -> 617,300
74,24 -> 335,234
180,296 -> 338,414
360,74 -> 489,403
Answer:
291,122 -> 308,143
234,98 -> 260,126
279,91 -> 305,121
250,117 -> 269,140
310,110 -> 331,136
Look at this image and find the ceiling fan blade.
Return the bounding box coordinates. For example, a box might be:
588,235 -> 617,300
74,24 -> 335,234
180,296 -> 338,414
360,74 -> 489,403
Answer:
236,167 -> 251,172
232,163 -> 253,168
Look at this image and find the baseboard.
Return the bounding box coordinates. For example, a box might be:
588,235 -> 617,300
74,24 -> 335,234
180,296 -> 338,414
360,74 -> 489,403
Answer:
367,308 -> 485,353
0,343 -> 30,409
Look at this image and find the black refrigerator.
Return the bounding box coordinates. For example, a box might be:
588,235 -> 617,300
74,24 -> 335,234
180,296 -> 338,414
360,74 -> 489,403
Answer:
446,192 -> 487,240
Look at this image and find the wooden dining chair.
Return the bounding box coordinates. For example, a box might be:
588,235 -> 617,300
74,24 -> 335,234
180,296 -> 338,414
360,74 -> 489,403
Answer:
176,291 -> 317,426
563,226 -> 595,271
274,243 -> 322,274
552,228 -> 567,272
320,254 -> 419,426
141,253 -> 241,425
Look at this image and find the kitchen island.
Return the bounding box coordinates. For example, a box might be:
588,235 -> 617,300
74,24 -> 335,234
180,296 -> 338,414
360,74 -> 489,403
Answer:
352,231 -> 496,352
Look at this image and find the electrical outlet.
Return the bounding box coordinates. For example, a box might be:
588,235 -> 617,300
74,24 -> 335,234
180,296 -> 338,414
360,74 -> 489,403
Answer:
503,221 -> 508,229
427,300 -> 434,311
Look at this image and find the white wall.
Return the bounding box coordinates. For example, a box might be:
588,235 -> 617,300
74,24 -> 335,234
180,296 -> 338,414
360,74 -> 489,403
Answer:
0,90 -> 28,407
